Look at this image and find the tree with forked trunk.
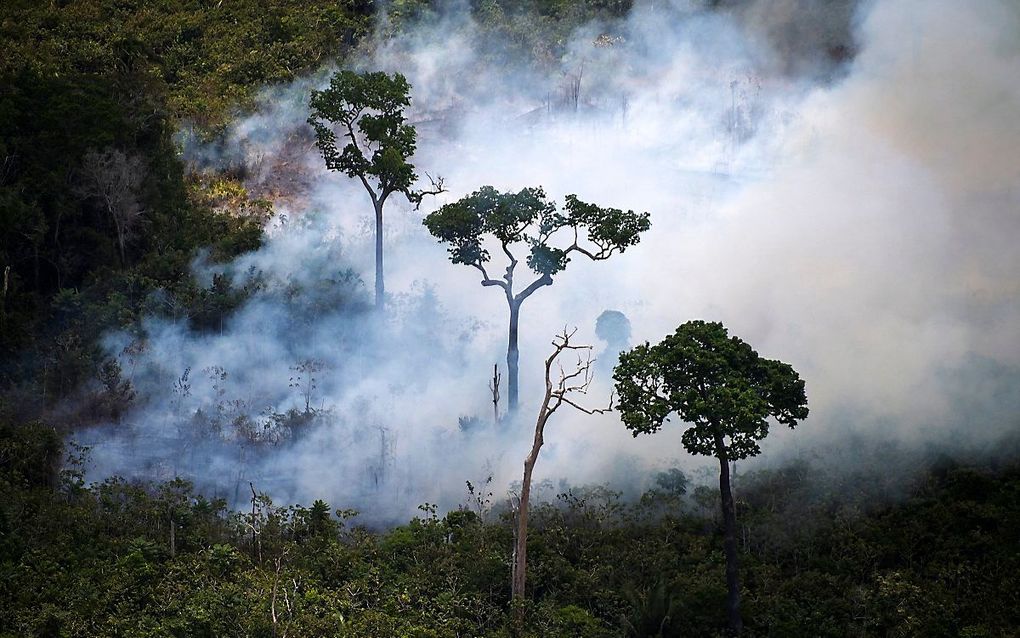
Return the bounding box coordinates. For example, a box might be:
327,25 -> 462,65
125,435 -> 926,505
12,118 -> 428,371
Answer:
424,186 -> 649,412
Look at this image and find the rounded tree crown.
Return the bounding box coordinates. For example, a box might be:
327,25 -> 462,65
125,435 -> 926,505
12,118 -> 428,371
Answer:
307,70 -> 418,196
613,320 -> 808,461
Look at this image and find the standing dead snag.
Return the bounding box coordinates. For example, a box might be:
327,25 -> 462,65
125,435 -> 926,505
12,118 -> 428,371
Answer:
512,328 -> 612,605
73,148 -> 147,265
489,363 -> 501,426
249,482 -> 258,563
270,547 -> 294,638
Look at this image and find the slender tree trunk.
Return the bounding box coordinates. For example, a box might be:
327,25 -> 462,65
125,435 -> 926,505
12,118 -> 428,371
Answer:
715,433 -> 743,635
54,213 -> 63,288
507,301 -> 520,411
374,201 -> 384,308
512,451 -> 536,601
250,482 -> 259,564
117,230 -> 126,266
509,329 -> 599,619
106,194 -> 127,266
1,266 -> 7,334
490,363 -> 501,427
513,404 -> 547,604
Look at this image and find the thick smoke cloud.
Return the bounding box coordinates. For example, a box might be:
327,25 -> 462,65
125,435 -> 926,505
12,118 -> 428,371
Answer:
78,0 -> 1020,522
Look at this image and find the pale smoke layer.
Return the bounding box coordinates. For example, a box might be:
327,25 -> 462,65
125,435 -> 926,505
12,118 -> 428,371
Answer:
79,0 -> 1020,522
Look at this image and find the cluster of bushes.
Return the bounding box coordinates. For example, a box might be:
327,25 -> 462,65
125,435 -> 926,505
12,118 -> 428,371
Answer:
2,422 -> 1017,636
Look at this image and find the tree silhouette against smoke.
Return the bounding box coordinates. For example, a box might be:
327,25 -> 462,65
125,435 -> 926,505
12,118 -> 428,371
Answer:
512,327 -> 610,611
614,320 -> 808,635
424,186 -> 649,411
595,308 -> 632,374
308,70 -> 442,308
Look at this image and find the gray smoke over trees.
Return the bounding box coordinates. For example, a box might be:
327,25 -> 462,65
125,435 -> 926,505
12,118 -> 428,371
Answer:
595,309 -> 631,373
73,0 -> 1020,522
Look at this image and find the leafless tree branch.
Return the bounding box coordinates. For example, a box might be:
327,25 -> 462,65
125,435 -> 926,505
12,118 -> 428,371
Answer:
73,148 -> 147,264
512,326 -> 613,608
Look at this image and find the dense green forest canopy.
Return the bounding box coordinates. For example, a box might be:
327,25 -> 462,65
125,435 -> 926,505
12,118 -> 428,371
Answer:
0,0 -> 378,413
2,420 -> 1018,636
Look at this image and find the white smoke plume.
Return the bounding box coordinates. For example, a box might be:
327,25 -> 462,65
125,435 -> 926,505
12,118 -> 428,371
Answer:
77,0 -> 1020,523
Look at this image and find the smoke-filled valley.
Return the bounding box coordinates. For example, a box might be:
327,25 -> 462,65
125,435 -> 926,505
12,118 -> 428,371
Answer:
75,0 -> 1020,521
2,0 -> 1018,635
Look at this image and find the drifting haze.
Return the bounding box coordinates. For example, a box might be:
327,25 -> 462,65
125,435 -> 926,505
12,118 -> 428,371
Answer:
79,0 -> 1020,522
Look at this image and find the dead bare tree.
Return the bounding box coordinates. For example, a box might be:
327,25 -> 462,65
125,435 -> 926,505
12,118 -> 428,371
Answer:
511,327 -> 612,606
289,358 -> 324,414
1,265 -> 9,333
74,148 -> 146,265
270,548 -> 294,638
489,363 -> 502,426
566,60 -> 584,112
249,482 -> 260,564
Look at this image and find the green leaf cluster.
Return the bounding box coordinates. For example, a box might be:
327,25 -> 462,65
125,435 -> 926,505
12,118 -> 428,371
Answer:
615,320 -> 809,460
388,0 -> 634,71
308,70 -> 419,200
424,185 -> 650,277
0,0 -> 372,128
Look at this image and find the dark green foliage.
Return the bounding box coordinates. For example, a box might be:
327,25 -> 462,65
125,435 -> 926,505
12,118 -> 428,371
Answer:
615,320 -> 808,460
0,422 -> 62,489
0,0 -> 372,417
427,186 -> 548,267
425,186 -> 649,279
309,71 -> 419,199
0,0 -> 371,129
562,194 -> 650,259
0,0 -> 360,312
3,421 -> 1016,637
384,0 -> 634,70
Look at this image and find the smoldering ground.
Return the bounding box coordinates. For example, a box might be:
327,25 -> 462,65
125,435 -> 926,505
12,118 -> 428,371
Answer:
76,0 -> 1020,523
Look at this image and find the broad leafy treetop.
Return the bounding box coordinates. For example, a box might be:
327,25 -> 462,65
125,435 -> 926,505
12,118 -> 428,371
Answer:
307,70 -> 419,203
614,320 -> 808,460
423,185 -> 650,285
